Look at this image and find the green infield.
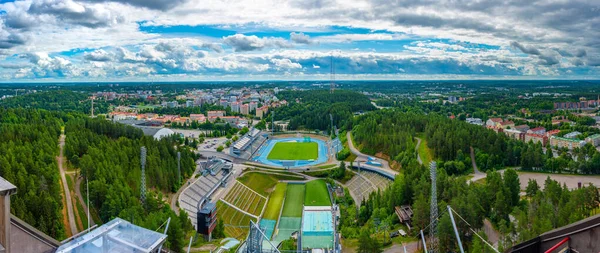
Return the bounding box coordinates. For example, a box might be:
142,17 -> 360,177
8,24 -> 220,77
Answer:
237,172 -> 302,196
281,184 -> 306,217
267,141 -> 318,160
263,183 -> 287,220
304,180 -> 332,206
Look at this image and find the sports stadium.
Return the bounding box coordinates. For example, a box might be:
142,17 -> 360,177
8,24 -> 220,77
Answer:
230,128 -> 340,169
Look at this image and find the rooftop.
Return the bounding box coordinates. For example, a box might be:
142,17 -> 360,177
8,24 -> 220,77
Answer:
56,218 -> 167,253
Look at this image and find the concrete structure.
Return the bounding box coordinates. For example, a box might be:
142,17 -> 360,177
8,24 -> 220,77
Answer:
585,134 -> 600,147
138,127 -> 175,140
511,213 -> 600,253
550,136 -> 586,150
186,100 -> 193,107
0,176 -> 60,253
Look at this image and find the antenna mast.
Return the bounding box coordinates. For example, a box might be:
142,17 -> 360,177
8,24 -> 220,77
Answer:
429,161 -> 438,253
330,54 -> 335,94
140,146 -> 147,204
91,96 -> 95,118
177,151 -> 181,185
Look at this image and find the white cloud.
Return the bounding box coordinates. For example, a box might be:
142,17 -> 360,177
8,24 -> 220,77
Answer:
271,58 -> 302,69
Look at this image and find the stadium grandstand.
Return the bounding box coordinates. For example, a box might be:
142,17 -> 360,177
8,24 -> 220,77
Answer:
346,170 -> 391,206
231,128 -> 268,160
179,158 -> 233,229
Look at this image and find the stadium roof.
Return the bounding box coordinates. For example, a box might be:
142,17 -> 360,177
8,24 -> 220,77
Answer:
55,218 -> 167,253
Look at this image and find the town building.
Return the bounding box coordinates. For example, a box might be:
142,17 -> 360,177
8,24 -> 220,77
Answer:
230,102 -> 240,113
186,100 -> 194,107
528,127 -> 546,135
208,111 -> 225,118
546,129 -> 561,138
525,133 -> 548,146
256,106 -> 269,119
249,101 -> 258,112
167,101 -> 178,108
585,134 -> 600,147
466,117 -> 483,125
486,118 -> 503,127
499,121 -> 515,129
190,114 -> 207,123
504,129 -> 525,141
550,136 -> 586,150
564,131 -> 582,139
240,104 -> 249,115
514,124 -> 530,132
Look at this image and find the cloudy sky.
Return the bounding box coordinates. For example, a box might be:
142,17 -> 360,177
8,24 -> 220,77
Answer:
0,0 -> 599,81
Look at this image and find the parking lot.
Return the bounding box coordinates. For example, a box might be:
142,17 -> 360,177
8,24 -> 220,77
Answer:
198,137 -> 229,152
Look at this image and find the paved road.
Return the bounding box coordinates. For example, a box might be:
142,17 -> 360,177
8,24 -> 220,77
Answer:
414,137 -> 423,165
346,131 -> 398,177
468,146 -> 487,183
74,176 -> 95,229
57,133 -> 78,235
384,241 -> 419,253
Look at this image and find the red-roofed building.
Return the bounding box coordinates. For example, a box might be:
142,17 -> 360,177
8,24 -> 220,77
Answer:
499,121 -> 515,129
546,129 -> 560,138
486,118 -> 503,127
525,133 -> 548,146
528,127 -> 546,135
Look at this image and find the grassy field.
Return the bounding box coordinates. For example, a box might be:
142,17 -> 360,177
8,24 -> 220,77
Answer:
216,200 -> 256,240
223,182 -> 267,217
267,142 -> 318,160
237,172 -> 302,196
263,183 -> 287,220
304,180 -> 331,206
281,184 -> 305,217
416,135 -> 433,165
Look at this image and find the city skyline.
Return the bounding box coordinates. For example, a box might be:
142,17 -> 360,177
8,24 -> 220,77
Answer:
0,0 -> 599,81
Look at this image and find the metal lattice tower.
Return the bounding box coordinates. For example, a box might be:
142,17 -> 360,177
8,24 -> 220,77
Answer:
330,55 -> 335,94
140,146 -> 147,204
429,161 -> 439,253
90,96 -> 95,118
177,152 -> 181,185
271,111 -> 275,134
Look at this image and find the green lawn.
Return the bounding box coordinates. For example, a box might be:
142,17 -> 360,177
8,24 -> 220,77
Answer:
281,184 -> 306,217
267,142 -> 318,160
237,172 -> 303,196
304,180 -> 331,206
263,183 -> 287,220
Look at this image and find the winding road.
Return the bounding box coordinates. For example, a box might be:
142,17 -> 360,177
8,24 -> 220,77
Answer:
414,137 -> 423,165
346,131 -> 398,177
57,132 -> 78,236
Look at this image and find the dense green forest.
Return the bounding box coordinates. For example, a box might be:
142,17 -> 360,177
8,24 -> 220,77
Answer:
64,117 -> 197,251
339,164 -> 599,252
352,109 -> 600,174
0,108 -> 65,239
0,90 -> 108,114
274,90 -> 375,131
